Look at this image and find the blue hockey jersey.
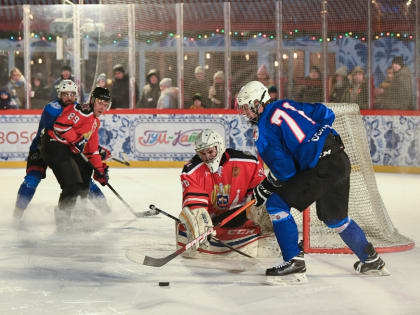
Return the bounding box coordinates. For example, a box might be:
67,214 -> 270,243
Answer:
255,99 -> 337,181
29,100 -> 66,152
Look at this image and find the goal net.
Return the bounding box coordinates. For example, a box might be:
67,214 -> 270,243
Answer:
292,103 -> 414,254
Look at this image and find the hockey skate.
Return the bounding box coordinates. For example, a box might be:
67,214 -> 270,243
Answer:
354,243 -> 390,276
265,251 -> 307,285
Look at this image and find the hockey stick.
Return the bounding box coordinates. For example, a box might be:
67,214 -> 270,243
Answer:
138,199 -> 256,267
80,153 -> 156,218
112,157 -> 130,166
149,204 -> 253,258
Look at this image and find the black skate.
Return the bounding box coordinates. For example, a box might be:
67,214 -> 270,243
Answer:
266,251 -> 307,285
354,243 -> 390,276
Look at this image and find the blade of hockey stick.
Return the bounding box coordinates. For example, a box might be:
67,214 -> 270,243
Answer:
112,157 -> 130,166
142,199 -> 256,267
149,204 -> 180,223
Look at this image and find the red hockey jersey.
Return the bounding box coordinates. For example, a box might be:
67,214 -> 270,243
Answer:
48,103 -> 102,169
181,148 -> 265,218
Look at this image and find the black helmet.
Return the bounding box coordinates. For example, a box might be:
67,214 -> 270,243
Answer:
92,87 -> 111,101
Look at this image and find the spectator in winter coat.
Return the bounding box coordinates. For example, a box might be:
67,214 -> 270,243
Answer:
31,73 -> 50,109
374,66 -> 394,109
257,64 -> 274,87
295,65 -> 323,103
341,66 -> 368,109
0,89 -> 18,109
51,65 -> 85,103
186,66 -> 209,106
329,66 -> 349,103
208,70 -> 225,108
110,64 -> 139,109
137,69 -> 161,108
6,67 -> 26,108
380,56 -> 414,110
156,78 -> 178,109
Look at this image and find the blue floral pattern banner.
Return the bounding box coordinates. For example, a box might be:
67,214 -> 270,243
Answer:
0,113 -> 419,168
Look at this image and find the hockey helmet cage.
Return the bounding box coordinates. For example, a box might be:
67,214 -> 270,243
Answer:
57,80 -> 78,97
237,81 -> 270,122
194,129 -> 225,173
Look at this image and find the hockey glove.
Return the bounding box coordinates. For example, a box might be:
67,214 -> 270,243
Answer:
252,172 -> 284,207
93,163 -> 109,186
98,145 -> 111,161
70,137 -> 88,154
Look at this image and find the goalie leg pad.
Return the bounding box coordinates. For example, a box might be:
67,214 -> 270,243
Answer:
247,205 -> 273,235
178,207 -> 214,253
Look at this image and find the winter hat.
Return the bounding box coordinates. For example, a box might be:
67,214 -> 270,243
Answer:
392,56 -> 404,67
194,66 -> 204,74
159,77 -> 172,88
335,66 -> 348,77
61,65 -> 72,72
257,64 -> 269,76
310,65 -> 321,76
192,93 -> 202,101
96,73 -> 107,83
213,70 -> 224,81
113,64 -> 125,73
268,85 -> 278,94
351,66 -> 365,75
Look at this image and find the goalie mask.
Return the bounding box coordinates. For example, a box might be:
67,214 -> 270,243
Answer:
194,129 -> 225,173
237,81 -> 270,124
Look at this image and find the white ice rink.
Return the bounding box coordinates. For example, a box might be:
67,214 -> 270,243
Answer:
0,168 -> 419,315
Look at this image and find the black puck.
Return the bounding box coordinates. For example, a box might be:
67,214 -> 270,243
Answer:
159,281 -> 170,287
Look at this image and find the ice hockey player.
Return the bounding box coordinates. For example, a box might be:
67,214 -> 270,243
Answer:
13,81 -> 110,221
236,81 -> 389,284
176,129 -> 278,258
40,87 -> 111,231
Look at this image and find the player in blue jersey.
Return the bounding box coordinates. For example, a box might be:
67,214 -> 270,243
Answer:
237,81 -> 389,284
13,80 -> 110,221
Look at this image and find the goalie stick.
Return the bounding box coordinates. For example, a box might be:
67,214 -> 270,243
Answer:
133,200 -> 256,267
149,204 -> 253,258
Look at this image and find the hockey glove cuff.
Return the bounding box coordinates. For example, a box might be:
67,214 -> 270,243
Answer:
70,137 -> 88,154
93,163 -> 109,186
253,172 -> 284,207
98,145 -> 111,161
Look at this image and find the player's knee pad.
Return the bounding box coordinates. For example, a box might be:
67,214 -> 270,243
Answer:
325,217 -> 351,233
177,207 -> 214,255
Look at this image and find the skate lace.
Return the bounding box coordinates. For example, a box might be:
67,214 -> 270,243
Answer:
274,260 -> 292,270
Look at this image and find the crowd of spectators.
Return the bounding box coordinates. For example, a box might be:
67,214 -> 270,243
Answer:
0,56 -> 416,111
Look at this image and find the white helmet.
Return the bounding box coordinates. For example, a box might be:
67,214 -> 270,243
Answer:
194,129 -> 226,173
237,81 -> 270,122
57,80 -> 78,97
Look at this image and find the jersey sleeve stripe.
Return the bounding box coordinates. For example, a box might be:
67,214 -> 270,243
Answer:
54,121 -> 72,127
182,162 -> 204,175
183,197 -> 208,204
184,192 -> 209,197
228,158 -> 259,164
183,203 -> 208,208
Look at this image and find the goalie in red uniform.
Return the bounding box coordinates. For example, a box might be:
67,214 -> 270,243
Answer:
176,129 -> 278,258
41,87 -> 111,231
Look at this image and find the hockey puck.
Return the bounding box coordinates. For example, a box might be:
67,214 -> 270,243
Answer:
159,281 -> 170,287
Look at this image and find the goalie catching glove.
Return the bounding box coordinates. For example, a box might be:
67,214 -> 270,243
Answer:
252,172 -> 284,207
179,207 -> 215,252
93,163 -> 109,186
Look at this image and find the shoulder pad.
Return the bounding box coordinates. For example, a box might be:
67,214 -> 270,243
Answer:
44,101 -> 62,116
182,155 -> 203,174
226,148 -> 258,162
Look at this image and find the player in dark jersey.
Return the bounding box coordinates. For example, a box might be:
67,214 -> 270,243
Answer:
13,81 -> 109,222
237,81 -> 389,284
177,129 -> 277,258
40,87 -> 111,231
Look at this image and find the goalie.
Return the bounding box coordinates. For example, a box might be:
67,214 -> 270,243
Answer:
176,129 -> 279,258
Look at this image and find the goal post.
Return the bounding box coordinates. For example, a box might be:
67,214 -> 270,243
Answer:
299,103 -> 414,254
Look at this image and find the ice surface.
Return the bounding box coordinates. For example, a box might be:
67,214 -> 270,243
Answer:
0,168 -> 419,315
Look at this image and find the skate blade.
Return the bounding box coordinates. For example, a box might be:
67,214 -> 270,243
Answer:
265,272 -> 308,285
360,266 -> 391,277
